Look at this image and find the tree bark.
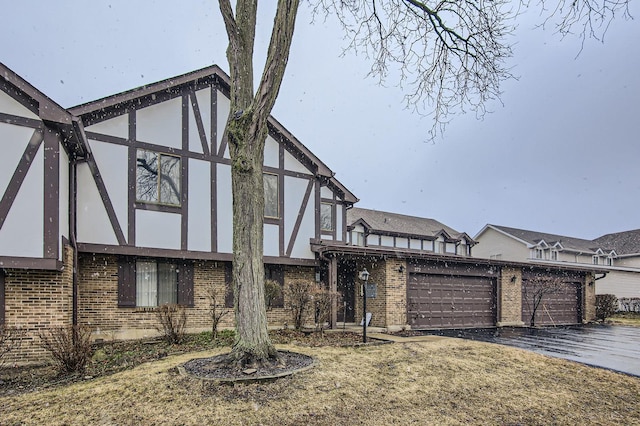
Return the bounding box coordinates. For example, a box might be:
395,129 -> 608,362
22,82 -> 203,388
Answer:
219,0 -> 300,366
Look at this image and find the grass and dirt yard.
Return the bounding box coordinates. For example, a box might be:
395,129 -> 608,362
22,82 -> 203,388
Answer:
608,312 -> 640,327
2,329 -> 640,425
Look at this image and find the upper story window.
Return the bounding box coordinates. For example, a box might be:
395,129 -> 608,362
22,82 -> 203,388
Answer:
592,256 -> 599,265
534,248 -> 543,259
320,203 -> 334,231
551,250 -> 558,261
606,257 -> 613,266
136,149 -> 181,206
263,173 -> 279,218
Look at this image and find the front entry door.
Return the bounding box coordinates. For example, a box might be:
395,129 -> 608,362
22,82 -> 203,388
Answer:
337,261 -> 356,322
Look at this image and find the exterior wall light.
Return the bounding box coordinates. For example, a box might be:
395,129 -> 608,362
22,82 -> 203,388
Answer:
359,268 -> 370,343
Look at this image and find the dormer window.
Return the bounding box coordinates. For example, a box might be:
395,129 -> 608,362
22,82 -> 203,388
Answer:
551,250 -> 558,261
534,248 -> 543,259
592,256 -> 599,265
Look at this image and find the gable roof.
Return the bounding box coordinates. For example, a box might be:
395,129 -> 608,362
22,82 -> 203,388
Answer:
69,65 -> 357,204
347,207 -> 473,242
1,62 -> 87,157
478,224 -> 599,254
593,229 -> 640,256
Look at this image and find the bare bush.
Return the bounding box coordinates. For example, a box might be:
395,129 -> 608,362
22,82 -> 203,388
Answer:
39,326 -> 93,374
596,294 -> 618,321
522,276 -> 568,327
207,285 -> 229,339
619,298 -> 640,313
311,286 -> 341,332
0,326 -> 26,369
285,280 -> 314,330
264,278 -> 283,311
155,304 -> 187,344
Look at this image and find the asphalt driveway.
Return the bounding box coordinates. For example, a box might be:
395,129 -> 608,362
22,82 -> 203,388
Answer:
422,324 -> 640,377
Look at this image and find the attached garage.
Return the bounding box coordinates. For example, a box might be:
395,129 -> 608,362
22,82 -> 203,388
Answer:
407,264 -> 497,329
521,270 -> 582,326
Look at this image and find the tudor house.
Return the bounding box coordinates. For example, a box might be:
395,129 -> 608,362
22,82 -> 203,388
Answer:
1,63 -> 604,364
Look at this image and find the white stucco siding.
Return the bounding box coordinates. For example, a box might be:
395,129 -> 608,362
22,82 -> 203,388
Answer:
615,257 -> 640,268
367,234 -> 379,246
284,150 -> 309,174
410,238 -> 421,250
85,115 -> 129,139
216,163 -> 233,254
187,159 -> 211,252
0,124 -> 38,189
0,142 -> 44,257
58,146 -> 70,256
473,228 -> 530,260
336,204 -> 343,240
290,190 -> 315,259
283,176 -> 309,252
264,136 -> 279,168
216,90 -> 230,157
136,97 -> 182,149
396,237 -> 408,249
76,163 -> 118,245
136,210 -> 181,249
88,140 -> 128,233
0,90 -> 39,120
596,271 -> 640,299
381,235 -> 394,247
320,186 -> 333,199
264,224 -> 280,257
194,88 -> 212,153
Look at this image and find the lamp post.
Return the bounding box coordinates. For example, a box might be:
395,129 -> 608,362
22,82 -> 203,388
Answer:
359,268 -> 370,343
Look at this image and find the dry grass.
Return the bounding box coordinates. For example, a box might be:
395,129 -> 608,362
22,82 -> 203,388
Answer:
2,338 -> 639,425
608,312 -> 640,327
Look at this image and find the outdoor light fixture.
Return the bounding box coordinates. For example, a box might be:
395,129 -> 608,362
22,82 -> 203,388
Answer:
359,268 -> 370,343
510,275 -> 517,283
397,265 -> 405,273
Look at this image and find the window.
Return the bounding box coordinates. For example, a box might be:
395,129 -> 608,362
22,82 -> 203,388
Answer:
606,257 -> 613,266
136,149 -> 181,206
136,260 -> 178,307
534,249 -> 543,259
117,257 -> 193,308
263,173 -> 279,218
320,203 -> 334,231
592,256 -> 599,265
551,250 -> 558,261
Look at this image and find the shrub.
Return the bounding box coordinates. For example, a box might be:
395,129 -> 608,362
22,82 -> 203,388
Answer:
207,284 -> 229,339
39,326 -> 93,374
311,286 -> 341,332
155,304 -> 187,344
0,326 -> 26,369
619,297 -> 640,313
285,280 -> 314,330
264,278 -> 283,310
596,294 -> 618,321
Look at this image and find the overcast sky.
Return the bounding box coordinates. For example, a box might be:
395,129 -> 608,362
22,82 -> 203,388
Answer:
2,1 -> 639,240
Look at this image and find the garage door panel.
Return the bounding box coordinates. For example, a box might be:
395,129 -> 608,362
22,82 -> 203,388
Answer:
522,280 -> 580,326
408,274 -> 496,329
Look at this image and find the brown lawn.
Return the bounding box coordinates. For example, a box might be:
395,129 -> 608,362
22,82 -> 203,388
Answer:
2,338 -> 639,425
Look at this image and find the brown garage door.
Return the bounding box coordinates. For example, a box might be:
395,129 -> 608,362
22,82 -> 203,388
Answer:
521,279 -> 581,326
407,274 -> 496,329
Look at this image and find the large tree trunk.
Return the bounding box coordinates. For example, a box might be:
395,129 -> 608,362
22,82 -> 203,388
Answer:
219,0 -> 300,367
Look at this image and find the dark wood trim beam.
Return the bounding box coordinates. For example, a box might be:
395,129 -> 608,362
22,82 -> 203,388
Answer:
181,96 -> 190,251
0,112 -> 41,128
0,270 -> 5,325
0,256 -> 63,271
279,143 -> 285,256
127,112 -> 136,245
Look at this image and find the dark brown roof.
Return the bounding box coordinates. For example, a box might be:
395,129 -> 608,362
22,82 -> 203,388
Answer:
347,207 -> 472,241
485,224 -> 600,253
593,229 -> 640,256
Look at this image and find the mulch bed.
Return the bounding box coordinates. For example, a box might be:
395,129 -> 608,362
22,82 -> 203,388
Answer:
181,350 -> 315,381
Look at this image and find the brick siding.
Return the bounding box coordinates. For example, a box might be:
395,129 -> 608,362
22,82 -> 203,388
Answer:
497,267 -> 524,326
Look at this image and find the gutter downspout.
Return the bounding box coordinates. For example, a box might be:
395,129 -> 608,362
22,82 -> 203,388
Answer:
69,158 -> 78,327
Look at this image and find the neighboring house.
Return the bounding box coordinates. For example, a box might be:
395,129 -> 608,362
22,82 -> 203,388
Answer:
0,64 -> 604,364
593,230 -> 640,307
474,224 -> 640,309
346,207 -> 476,256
